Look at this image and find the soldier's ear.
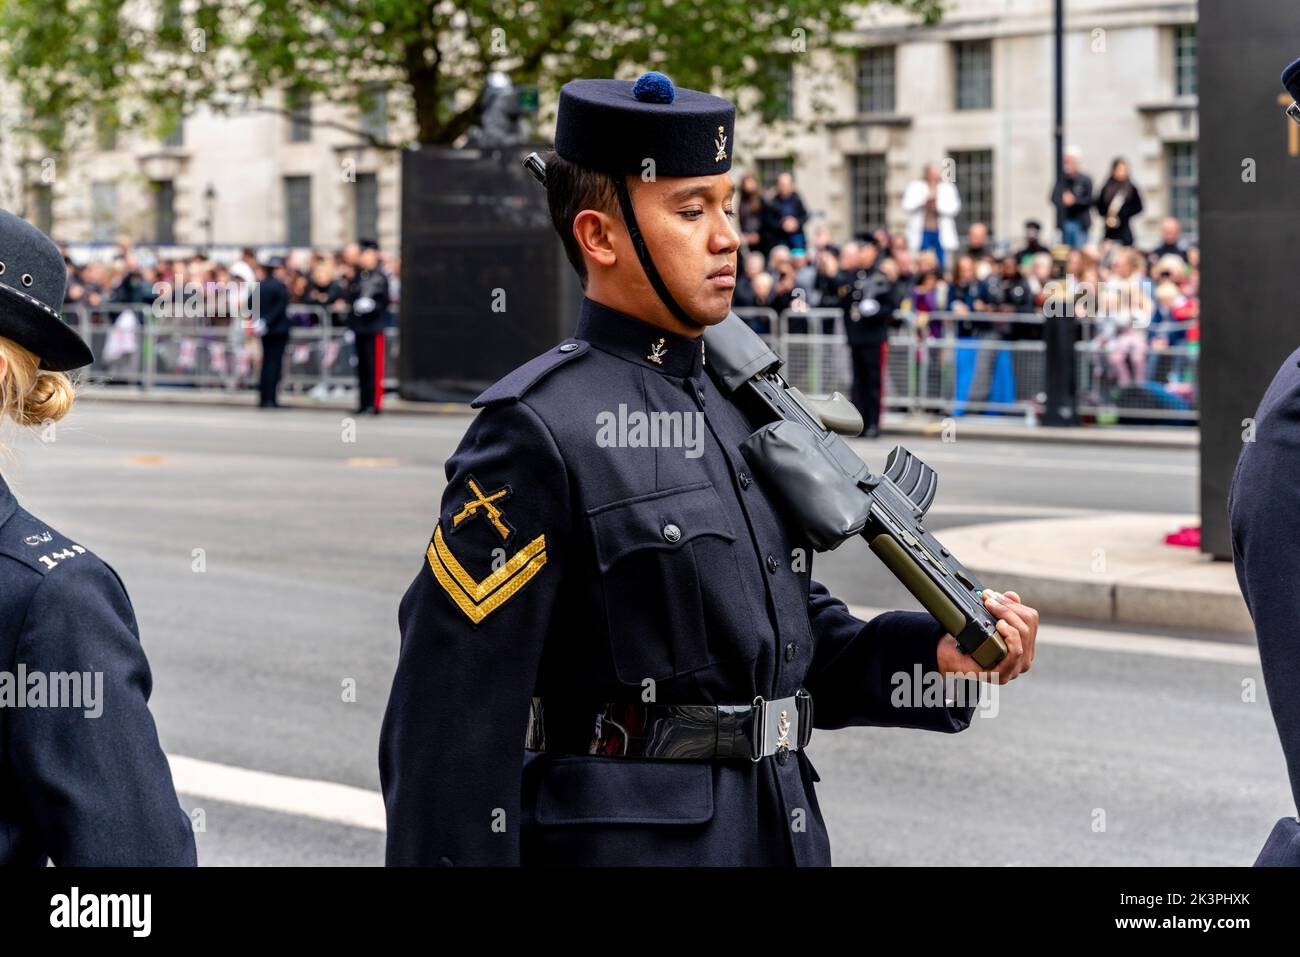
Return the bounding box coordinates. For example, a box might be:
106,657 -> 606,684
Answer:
572,209 -> 620,272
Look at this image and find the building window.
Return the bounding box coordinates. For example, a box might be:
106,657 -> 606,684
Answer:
756,156 -> 795,191
856,47 -> 896,114
354,173 -> 379,244
152,180 -> 176,244
359,83 -> 387,142
284,175 -> 312,246
849,154 -> 887,239
163,116 -> 184,148
1166,142 -> 1198,240
161,0 -> 183,34
1174,24 -> 1197,98
95,109 -> 118,152
286,88 -> 312,143
91,181 -> 117,242
760,57 -> 794,122
31,185 -> 53,235
954,40 -> 993,111
948,150 -> 993,238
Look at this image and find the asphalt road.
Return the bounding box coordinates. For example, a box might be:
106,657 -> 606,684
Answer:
4,399 -> 1288,866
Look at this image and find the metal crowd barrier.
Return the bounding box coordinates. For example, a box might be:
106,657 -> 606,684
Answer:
63,302 -> 399,400
731,306 -> 1199,423
63,298 -> 1197,423
1073,318 -> 1198,422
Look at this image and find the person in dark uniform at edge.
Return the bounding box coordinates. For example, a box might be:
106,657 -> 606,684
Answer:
379,72 -> 1039,867
255,255 -> 292,409
345,239 -> 390,415
837,239 -> 899,439
0,209 -> 196,866
1227,55 -> 1300,868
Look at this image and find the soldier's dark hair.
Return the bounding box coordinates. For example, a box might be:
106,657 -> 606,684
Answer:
542,150 -> 621,288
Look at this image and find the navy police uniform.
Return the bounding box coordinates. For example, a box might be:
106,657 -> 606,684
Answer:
0,208 -> 195,866
379,73 -> 974,867
1227,58 -> 1300,868
1229,346 -> 1300,867
0,477 -> 197,866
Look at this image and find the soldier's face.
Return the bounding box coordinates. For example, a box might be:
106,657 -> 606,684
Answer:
626,173 -> 741,324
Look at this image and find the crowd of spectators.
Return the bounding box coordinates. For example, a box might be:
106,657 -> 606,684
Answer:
63,241 -> 400,326
731,161 -> 1200,432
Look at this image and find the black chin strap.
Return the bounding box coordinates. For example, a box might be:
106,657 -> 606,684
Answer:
613,177 -> 698,329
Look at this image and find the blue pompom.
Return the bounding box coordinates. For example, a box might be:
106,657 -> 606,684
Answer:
632,71 -> 676,104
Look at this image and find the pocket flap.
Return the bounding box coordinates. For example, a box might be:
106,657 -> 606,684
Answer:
535,756 -> 714,825
587,482 -> 736,573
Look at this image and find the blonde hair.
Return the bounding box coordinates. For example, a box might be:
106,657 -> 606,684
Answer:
0,337 -> 76,428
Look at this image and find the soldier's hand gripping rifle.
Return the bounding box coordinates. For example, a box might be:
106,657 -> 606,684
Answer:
703,314 -> 1007,668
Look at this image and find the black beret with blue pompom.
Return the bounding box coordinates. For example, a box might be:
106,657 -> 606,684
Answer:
554,71 -> 735,177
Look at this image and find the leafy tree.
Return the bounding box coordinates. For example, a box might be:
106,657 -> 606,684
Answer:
0,0 -> 943,152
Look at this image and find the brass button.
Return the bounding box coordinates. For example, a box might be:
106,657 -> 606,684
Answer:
785,642 -> 796,662
766,555 -> 780,573
558,343 -> 579,353
663,523 -> 681,543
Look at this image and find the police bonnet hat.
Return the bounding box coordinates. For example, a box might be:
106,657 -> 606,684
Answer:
0,209 -> 94,372
554,71 -> 735,178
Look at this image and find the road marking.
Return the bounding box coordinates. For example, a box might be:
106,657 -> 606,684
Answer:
900,450 -> 1196,476
168,754 -> 385,832
847,605 -> 1259,666
926,503 -> 1132,519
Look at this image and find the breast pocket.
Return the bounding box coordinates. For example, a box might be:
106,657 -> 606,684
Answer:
587,482 -> 761,685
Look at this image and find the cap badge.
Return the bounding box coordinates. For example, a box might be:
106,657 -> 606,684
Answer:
647,337 -> 667,365
714,126 -> 728,163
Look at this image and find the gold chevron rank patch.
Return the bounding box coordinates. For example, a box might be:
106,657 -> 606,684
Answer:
427,522 -> 547,624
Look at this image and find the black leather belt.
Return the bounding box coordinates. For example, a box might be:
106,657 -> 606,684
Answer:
524,691 -> 813,763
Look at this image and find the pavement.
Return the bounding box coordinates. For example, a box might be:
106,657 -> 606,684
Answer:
79,386 -> 1221,636
10,400 -> 1280,866
80,384 -> 1199,448
937,513 -> 1251,634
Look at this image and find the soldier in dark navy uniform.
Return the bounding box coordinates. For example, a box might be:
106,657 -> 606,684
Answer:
1227,56 -> 1300,869
344,240 -> 391,415
379,73 -> 1039,866
837,240 -> 899,439
0,209 -> 196,866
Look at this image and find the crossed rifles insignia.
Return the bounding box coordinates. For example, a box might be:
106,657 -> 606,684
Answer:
426,475 -> 548,624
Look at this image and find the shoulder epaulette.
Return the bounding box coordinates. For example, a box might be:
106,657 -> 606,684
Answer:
470,339 -> 590,409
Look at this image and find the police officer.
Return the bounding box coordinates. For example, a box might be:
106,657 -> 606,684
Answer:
0,209 -> 196,866
379,72 -> 1038,866
837,240 -> 898,439
1227,54 -> 1300,868
344,239 -> 390,415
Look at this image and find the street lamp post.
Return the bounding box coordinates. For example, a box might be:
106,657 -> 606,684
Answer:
202,183 -> 217,248
1054,0 -> 1065,238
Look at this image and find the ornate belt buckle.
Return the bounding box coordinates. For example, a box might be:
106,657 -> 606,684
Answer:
751,693 -> 802,763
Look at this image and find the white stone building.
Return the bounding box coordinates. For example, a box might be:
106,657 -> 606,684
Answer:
739,0 -> 1199,249
12,90 -> 407,254
9,0 -> 1196,254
